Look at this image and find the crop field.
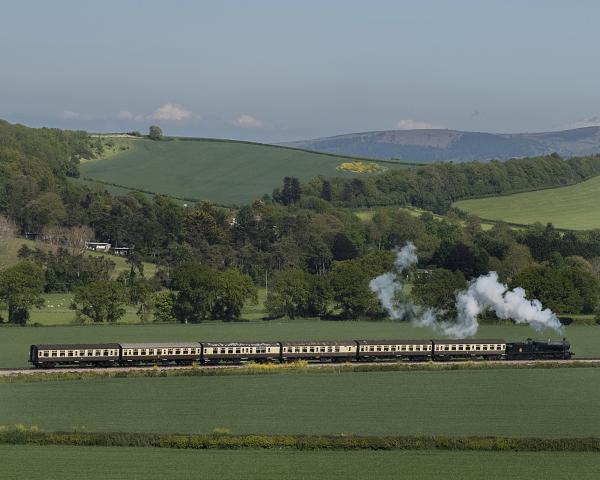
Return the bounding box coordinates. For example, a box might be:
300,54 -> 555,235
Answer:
79,137 -> 411,205
1,321 -> 598,368
2,446 -> 599,480
454,175 -> 600,230
2,368 -> 600,437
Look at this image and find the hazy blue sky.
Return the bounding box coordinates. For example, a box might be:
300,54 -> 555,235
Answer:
1,0 -> 599,141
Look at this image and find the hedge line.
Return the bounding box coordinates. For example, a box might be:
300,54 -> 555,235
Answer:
3,360 -> 599,384
1,428 -> 599,452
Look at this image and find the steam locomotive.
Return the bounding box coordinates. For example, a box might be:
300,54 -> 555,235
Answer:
29,337 -> 572,368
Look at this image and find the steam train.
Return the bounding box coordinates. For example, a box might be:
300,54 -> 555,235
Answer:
29,338 -> 572,368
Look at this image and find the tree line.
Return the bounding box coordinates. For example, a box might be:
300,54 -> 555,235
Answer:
2,120 -> 600,325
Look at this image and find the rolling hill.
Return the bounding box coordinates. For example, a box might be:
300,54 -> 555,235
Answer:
80,137 -> 412,205
453,175 -> 600,230
283,126 -> 600,163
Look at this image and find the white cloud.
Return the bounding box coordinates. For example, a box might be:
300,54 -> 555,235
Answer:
60,110 -> 94,121
116,103 -> 194,122
147,103 -> 193,121
396,119 -> 444,130
232,114 -> 264,129
117,110 -> 135,120
561,116 -> 600,130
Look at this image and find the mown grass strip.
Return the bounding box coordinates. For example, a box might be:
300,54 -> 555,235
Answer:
1,428 -> 599,452
3,360 -> 599,384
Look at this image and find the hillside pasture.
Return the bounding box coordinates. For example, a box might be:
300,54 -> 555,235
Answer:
79,137 -> 411,205
454,175 -> 600,230
1,446 -> 599,480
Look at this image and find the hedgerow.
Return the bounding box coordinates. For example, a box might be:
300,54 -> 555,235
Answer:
1,427 -> 599,452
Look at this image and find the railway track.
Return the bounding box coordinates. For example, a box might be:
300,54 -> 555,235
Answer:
2,358 -> 600,377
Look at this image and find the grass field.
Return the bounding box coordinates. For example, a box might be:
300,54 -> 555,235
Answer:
79,137 -> 411,205
1,321 -> 597,368
3,446 -> 599,480
354,206 -> 495,230
454,175 -> 600,230
28,287 -> 267,326
2,368 -> 599,437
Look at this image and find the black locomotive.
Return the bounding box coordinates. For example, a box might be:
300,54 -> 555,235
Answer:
506,338 -> 572,360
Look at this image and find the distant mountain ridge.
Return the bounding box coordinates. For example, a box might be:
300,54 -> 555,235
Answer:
282,126 -> 600,163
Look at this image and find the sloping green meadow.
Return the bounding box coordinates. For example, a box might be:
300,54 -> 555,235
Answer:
2,445 -> 600,480
2,369 -> 599,437
1,321 -> 597,368
80,138 -> 410,205
454,175 -> 600,230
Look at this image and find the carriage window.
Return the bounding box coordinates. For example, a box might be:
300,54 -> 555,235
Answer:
334,347 -> 340,352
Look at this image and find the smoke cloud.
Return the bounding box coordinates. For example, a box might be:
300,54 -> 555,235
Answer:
370,242 -> 563,338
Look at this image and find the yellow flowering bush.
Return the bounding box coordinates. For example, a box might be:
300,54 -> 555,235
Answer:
337,161 -> 386,173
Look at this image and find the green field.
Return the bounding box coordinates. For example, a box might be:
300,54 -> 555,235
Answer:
454,175 -> 600,230
29,287 -> 267,326
2,368 -> 599,437
80,137 -> 411,205
1,321 -> 596,368
3,446 -> 599,480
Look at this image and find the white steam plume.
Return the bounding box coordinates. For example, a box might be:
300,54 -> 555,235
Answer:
370,242 -> 563,337
449,272 -> 563,337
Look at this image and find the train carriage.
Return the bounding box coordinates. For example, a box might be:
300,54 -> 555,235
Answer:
119,343 -> 201,365
280,340 -> 356,362
201,342 -> 280,363
356,339 -> 432,361
433,339 -> 506,360
29,343 -> 120,368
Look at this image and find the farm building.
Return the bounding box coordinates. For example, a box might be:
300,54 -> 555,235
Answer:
85,242 -> 111,252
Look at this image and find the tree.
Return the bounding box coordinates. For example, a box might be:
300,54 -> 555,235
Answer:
320,180 -> 333,201
412,268 -> 466,315
331,232 -> 358,261
0,215 -> 17,270
265,269 -> 311,318
130,280 -> 154,323
0,262 -> 45,324
153,290 -> 176,323
498,243 -> 533,282
148,125 -> 163,140
170,263 -> 220,322
276,177 -> 301,206
512,265 -> 600,314
170,262 -> 256,322
71,280 -> 127,323
434,241 -> 488,279
212,269 -> 257,321
328,259 -> 381,319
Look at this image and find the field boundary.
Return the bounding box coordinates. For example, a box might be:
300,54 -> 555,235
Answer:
3,360 -> 599,383
171,136 -> 422,167
2,428 -> 600,452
